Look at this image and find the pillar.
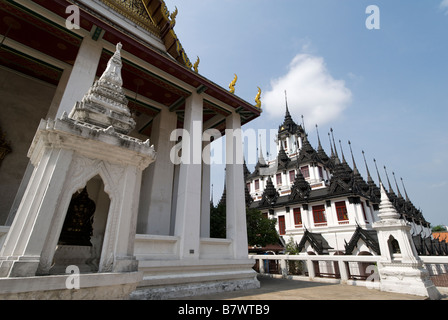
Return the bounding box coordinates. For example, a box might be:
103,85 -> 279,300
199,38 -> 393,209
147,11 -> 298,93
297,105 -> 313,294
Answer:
0,146 -> 74,277
5,37 -> 103,225
225,112 -> 248,259
137,108 -> 177,235
53,37 -> 103,118
201,140 -> 211,238
174,92 -> 203,259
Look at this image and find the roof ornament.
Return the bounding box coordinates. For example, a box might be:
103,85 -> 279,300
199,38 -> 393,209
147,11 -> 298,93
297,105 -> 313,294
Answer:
392,172 -> 404,199
373,158 -> 382,184
383,165 -> 395,194
169,6 -> 178,27
193,56 -> 200,73
229,74 -> 238,94
400,177 -> 411,202
255,87 -> 262,108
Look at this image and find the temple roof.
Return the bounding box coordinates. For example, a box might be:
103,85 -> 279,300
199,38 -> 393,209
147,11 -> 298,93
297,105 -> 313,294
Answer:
297,229 -> 333,255
100,0 -> 194,68
344,225 -> 380,255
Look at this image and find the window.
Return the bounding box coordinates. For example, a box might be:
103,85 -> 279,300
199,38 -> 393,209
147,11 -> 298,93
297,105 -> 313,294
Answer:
278,216 -> 286,235
361,201 -> 368,221
335,201 -> 348,222
289,170 -> 295,183
255,179 -> 260,190
276,173 -> 282,185
312,205 -> 327,225
246,183 -> 251,192
301,166 -> 310,178
318,166 -> 324,179
293,208 -> 302,226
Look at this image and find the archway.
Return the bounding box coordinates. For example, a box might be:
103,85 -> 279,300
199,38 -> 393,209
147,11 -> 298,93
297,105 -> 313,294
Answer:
50,176 -> 110,274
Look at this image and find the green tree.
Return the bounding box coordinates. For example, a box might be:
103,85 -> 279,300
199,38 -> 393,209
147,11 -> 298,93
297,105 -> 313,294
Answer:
246,208 -> 278,247
210,204 -> 279,247
432,225 -> 447,232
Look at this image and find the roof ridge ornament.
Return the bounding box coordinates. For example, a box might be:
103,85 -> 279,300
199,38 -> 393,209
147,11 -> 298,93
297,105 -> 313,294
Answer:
229,74 -> 238,94
255,87 -> 262,108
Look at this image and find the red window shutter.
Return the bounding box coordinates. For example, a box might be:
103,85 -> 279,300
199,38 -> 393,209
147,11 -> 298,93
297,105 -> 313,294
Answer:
301,166 -> 310,178
278,216 -> 286,235
312,205 -> 327,224
289,170 -> 295,183
276,173 -> 282,185
335,201 -> 348,221
293,208 -> 302,226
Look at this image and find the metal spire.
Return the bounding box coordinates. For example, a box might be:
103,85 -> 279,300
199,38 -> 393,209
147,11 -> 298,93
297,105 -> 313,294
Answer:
400,177 -> 411,202
392,172 -> 403,199
362,150 -> 374,183
338,140 -> 347,163
348,140 -> 358,172
373,158 -> 382,184
383,165 -> 394,194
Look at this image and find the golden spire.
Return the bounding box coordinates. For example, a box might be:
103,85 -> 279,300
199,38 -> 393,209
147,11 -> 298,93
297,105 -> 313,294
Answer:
229,74 -> 238,94
255,87 -> 262,108
193,56 -> 200,73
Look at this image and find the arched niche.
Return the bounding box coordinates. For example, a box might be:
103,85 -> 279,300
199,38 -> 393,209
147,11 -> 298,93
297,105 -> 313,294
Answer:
50,175 -> 110,274
387,235 -> 402,261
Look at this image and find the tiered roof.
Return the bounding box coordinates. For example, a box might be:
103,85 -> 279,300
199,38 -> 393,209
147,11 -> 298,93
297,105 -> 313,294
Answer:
248,106 -> 430,228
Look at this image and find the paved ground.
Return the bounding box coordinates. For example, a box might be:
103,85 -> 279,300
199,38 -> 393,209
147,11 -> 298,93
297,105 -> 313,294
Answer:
176,276 -> 448,300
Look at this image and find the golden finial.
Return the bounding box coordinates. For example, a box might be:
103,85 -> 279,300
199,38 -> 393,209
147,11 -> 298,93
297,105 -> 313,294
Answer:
255,87 -> 262,108
229,74 -> 238,94
193,56 -> 200,73
170,7 -> 178,27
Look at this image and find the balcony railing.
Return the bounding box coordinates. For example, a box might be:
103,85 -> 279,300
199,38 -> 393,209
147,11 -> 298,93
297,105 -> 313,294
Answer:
249,254 -> 448,289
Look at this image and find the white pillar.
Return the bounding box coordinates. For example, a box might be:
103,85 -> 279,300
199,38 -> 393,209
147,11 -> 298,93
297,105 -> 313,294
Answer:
225,112 -> 248,259
201,140 -> 211,238
54,37 -> 103,118
0,147 -> 74,277
137,108 -> 177,235
174,92 -> 203,259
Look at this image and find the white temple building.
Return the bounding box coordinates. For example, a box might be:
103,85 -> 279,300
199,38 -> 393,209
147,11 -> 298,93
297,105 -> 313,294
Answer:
245,104 -> 446,257
0,0 -> 262,299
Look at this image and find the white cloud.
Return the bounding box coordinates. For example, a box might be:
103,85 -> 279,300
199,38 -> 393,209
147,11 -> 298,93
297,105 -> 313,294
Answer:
262,53 -> 352,127
441,0 -> 448,14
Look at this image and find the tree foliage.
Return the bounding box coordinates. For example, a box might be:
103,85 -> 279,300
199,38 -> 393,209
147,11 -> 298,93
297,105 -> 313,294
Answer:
210,204 -> 279,247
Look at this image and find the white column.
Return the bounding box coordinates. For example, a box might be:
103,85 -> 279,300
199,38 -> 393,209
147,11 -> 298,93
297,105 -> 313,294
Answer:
0,147 -> 73,277
201,140 -> 211,238
225,112 -> 248,259
54,37 -> 103,118
174,92 -> 203,259
137,108 -> 177,235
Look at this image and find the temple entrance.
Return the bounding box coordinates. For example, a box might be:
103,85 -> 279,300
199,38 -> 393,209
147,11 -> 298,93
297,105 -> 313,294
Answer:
50,176 -> 110,274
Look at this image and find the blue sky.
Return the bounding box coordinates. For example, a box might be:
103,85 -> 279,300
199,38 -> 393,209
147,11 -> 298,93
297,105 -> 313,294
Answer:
164,0 -> 448,227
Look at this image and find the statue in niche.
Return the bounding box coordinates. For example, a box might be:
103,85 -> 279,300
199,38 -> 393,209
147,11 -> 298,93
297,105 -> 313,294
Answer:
58,187 -> 96,247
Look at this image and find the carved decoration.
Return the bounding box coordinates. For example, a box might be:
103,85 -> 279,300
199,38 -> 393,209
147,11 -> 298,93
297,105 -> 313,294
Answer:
229,74 -> 238,94
99,0 -> 160,35
255,87 -> 262,109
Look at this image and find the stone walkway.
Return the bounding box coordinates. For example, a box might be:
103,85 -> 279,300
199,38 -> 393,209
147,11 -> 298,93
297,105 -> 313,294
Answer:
176,276 -> 448,300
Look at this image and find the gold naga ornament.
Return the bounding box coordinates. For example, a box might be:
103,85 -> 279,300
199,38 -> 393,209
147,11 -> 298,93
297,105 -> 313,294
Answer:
229,74 -> 238,94
255,87 -> 262,109
193,56 -> 200,73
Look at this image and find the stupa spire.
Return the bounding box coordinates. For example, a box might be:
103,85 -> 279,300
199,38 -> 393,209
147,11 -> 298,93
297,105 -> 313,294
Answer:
69,42 -> 136,134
